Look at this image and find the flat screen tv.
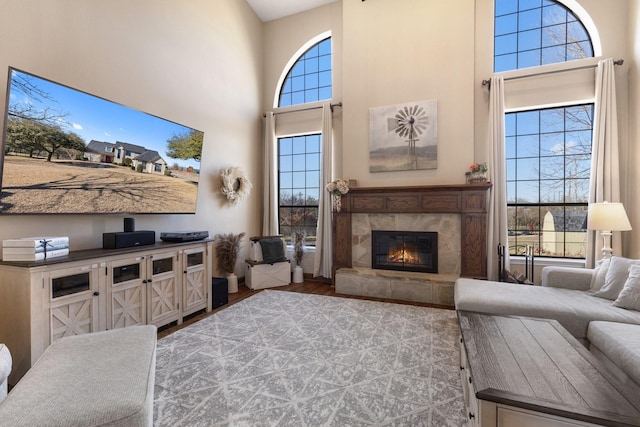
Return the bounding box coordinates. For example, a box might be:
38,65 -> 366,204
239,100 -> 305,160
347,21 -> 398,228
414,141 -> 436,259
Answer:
0,67 -> 204,215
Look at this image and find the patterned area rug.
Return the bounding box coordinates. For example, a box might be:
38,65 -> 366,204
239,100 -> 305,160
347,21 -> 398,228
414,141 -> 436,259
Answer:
154,290 -> 468,426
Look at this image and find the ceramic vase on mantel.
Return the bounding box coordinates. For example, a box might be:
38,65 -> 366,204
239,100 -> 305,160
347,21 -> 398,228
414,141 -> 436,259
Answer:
227,272 -> 238,293
332,194 -> 342,212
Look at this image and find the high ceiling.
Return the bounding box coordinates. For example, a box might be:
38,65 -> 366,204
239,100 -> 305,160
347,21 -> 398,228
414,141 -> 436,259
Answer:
246,0 -> 337,22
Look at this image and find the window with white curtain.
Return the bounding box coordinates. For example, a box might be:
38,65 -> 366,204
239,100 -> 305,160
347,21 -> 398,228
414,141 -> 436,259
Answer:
495,0 -> 596,259
276,37 -> 332,246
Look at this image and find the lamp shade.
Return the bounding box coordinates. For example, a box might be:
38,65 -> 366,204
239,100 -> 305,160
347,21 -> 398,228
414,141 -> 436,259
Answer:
587,202 -> 632,231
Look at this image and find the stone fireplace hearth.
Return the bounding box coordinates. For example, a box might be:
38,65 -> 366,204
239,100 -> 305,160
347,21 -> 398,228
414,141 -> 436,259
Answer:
333,184 -> 491,306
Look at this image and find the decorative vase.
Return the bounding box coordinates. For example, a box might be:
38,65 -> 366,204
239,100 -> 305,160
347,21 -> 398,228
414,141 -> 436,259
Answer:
332,194 -> 342,212
293,265 -> 304,283
227,272 -> 238,293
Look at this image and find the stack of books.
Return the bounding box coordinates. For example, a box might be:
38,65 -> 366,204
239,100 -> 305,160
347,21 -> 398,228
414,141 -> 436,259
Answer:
2,236 -> 70,261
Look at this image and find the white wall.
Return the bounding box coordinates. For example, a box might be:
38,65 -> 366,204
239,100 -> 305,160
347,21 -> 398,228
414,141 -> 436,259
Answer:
342,0 -> 476,187
0,0 -> 264,275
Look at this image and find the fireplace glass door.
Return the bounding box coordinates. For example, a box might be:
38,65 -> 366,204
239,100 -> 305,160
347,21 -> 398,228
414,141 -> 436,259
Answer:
371,230 -> 438,273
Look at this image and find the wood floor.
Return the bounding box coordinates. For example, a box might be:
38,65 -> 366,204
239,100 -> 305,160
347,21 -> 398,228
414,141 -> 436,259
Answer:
158,277 -> 453,339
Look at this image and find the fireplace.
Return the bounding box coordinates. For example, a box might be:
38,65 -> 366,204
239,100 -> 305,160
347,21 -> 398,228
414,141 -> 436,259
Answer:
371,230 -> 438,273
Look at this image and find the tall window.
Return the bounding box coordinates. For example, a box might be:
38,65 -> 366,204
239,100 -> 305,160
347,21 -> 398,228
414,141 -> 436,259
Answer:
506,105 -> 593,258
494,0 -> 593,72
494,0 -> 595,258
277,37 -> 332,245
278,135 -> 320,245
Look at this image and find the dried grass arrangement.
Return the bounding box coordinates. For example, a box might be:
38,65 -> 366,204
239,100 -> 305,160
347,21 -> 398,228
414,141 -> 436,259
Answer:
293,231 -> 305,266
214,232 -> 246,274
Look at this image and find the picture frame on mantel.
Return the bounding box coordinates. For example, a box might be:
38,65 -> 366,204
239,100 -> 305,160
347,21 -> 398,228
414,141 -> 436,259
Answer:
369,99 -> 438,173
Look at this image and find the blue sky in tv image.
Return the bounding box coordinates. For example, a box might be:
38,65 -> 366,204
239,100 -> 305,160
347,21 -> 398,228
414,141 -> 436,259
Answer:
6,68 -> 202,170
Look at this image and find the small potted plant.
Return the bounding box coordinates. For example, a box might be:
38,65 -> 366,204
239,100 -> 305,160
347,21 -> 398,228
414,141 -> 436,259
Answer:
466,162 -> 488,184
292,231 -> 305,283
214,232 -> 245,293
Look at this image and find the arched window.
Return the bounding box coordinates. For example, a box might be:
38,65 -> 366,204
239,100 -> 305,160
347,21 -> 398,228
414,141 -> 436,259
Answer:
278,37 -> 331,107
494,0 -> 597,259
494,0 -> 594,72
276,36 -> 332,244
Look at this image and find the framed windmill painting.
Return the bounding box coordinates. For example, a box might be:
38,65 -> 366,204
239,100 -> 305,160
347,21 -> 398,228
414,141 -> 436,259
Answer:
369,99 -> 437,172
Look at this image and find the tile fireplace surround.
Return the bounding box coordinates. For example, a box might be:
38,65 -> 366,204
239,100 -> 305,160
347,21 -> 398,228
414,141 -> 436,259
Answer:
333,184 -> 491,306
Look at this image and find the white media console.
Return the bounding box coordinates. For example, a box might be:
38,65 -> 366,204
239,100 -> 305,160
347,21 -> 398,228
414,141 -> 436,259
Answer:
0,239 -> 213,386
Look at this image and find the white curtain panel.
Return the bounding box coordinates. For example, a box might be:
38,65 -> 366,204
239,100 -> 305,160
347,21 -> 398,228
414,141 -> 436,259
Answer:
587,58 -> 622,267
314,103 -> 334,278
261,112 -> 279,236
487,75 -> 510,281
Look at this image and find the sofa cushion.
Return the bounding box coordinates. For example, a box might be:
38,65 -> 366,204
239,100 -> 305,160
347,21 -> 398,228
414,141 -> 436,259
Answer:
259,238 -> 286,263
541,266 -> 593,290
594,256 -> 640,300
587,321 -> 640,387
613,264 -> 640,310
454,278 -> 640,341
590,258 -> 610,292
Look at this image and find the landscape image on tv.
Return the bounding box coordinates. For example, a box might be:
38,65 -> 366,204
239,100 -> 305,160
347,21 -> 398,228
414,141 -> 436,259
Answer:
0,67 -> 204,214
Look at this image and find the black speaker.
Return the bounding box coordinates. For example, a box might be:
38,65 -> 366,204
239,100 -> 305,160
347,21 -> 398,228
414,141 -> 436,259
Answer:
124,217 -> 135,232
103,231 -> 155,249
212,277 -> 228,308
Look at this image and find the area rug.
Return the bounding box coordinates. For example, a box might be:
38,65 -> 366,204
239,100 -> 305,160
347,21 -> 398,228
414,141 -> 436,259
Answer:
153,290 -> 468,426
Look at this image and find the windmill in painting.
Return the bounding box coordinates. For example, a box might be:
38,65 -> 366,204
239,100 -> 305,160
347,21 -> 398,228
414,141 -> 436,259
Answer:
369,100 -> 437,172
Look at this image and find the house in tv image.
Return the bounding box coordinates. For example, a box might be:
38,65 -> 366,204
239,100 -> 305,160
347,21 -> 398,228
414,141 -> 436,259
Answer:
132,149 -> 167,174
85,140 -> 116,163
86,140 -> 167,175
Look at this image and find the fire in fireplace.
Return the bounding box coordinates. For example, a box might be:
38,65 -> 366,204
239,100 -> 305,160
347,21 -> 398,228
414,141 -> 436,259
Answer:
371,230 -> 438,273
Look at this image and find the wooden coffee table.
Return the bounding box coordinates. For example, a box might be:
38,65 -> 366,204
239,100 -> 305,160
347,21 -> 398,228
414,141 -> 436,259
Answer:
458,311 -> 640,427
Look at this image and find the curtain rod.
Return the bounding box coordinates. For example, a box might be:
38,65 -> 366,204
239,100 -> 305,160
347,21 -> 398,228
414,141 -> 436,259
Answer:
481,59 -> 624,88
263,102 -> 342,118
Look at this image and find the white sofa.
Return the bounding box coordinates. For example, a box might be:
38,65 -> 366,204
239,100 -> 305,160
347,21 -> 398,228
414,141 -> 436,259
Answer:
455,256 -> 640,386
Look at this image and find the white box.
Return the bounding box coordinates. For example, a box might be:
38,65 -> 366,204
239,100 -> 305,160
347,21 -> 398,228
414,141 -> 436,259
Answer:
245,260 -> 291,290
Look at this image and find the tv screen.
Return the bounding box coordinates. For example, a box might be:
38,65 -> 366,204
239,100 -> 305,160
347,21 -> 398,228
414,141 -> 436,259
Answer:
0,67 -> 204,214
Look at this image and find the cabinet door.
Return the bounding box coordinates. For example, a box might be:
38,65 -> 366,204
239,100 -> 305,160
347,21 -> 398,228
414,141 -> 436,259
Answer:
47,265 -> 101,343
107,257 -> 146,329
146,251 -> 180,327
182,247 -> 208,316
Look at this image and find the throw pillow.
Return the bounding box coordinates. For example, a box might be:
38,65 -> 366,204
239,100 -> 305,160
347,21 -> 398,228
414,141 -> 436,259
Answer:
613,264 -> 640,310
594,256 -> 640,300
590,258 -> 611,292
259,238 -> 285,263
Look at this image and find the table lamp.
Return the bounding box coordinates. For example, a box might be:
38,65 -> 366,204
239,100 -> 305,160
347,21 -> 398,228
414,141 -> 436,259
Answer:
587,201 -> 632,259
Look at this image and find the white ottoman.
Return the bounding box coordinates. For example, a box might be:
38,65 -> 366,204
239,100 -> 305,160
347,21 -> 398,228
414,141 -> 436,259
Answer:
0,326 -> 157,426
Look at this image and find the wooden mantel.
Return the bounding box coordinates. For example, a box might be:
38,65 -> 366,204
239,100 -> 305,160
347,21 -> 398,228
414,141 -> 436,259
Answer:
332,183 -> 492,280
